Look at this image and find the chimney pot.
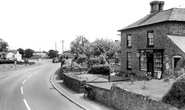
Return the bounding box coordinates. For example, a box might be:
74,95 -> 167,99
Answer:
150,1 -> 164,14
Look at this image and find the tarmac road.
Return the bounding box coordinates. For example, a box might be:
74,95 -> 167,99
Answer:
0,59 -> 82,110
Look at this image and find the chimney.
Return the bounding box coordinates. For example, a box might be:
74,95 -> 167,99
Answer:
150,1 -> 164,14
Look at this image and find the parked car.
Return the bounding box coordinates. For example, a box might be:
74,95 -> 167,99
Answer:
52,57 -> 60,63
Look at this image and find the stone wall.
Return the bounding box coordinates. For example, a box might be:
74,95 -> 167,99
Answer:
89,83 -> 178,110
63,73 -> 86,93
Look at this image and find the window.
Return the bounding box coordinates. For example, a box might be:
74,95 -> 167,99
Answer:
147,31 -> 154,46
140,51 -> 147,70
154,52 -> 162,72
127,34 -> 132,47
127,52 -> 132,69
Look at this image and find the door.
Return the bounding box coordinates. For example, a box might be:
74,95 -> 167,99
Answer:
172,56 -> 182,75
147,52 -> 154,77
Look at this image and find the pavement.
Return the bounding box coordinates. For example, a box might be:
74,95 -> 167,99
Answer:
51,70 -> 117,110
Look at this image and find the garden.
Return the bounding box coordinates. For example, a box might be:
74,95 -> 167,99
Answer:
59,35 -> 185,109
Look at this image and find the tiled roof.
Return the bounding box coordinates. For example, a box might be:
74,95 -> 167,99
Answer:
118,8 -> 185,31
167,35 -> 185,53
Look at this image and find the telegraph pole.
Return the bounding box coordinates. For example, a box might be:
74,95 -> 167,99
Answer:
55,42 -> 57,51
62,40 -> 64,53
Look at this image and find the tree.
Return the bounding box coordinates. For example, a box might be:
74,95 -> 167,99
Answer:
17,48 -> 25,57
24,48 -> 34,58
92,38 -> 121,58
0,38 -> 8,52
48,49 -> 58,58
70,35 -> 89,54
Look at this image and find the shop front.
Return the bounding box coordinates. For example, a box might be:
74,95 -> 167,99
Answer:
139,49 -> 163,79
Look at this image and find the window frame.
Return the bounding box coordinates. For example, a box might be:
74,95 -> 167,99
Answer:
126,52 -> 132,70
139,50 -> 147,71
126,34 -> 132,48
147,31 -> 154,47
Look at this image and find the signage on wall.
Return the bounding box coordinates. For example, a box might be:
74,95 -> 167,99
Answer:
146,50 -> 153,52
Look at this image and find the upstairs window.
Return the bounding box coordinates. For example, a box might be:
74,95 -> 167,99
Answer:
127,34 -> 132,47
147,31 -> 154,46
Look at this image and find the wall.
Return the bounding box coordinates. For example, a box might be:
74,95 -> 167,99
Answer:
63,72 -> 86,93
89,83 -> 178,110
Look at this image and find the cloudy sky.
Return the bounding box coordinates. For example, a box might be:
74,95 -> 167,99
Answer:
0,0 -> 184,53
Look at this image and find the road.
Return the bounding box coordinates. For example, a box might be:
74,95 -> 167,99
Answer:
0,59 -> 82,110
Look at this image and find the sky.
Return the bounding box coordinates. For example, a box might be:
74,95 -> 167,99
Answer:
0,0 -> 185,53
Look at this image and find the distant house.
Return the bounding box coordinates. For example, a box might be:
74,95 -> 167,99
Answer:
118,1 -> 185,79
14,51 -> 22,61
6,52 -> 14,60
33,51 -> 48,58
6,51 -> 22,61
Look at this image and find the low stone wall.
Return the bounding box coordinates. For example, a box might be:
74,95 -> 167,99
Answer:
63,72 -> 86,93
89,83 -> 178,110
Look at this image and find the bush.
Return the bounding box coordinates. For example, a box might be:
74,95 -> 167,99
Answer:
88,65 -> 110,75
162,74 -> 185,109
88,57 -> 99,65
76,55 -> 88,64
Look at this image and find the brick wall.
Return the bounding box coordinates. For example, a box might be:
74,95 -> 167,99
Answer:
89,83 -> 178,110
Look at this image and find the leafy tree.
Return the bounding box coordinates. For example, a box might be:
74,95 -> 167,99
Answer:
48,49 -> 58,58
92,38 -> 121,58
24,48 -> 34,58
70,35 -> 89,54
17,48 -> 25,57
0,38 -> 8,52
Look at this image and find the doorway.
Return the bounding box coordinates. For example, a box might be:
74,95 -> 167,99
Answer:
147,52 -> 154,77
172,56 -> 182,75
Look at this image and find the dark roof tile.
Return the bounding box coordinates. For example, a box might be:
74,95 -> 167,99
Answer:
118,8 -> 185,31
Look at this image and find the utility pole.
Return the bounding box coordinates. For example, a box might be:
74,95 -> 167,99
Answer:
55,42 -> 57,51
39,47 -> 41,58
62,40 -> 64,53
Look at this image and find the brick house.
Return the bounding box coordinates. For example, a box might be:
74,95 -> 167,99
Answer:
118,1 -> 185,79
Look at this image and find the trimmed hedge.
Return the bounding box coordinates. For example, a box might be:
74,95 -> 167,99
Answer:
88,65 -> 110,75
162,74 -> 185,109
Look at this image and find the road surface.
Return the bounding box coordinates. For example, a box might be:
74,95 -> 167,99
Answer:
0,59 -> 82,110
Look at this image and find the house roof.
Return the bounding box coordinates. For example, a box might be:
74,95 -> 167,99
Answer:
118,8 -> 185,31
167,35 -> 185,53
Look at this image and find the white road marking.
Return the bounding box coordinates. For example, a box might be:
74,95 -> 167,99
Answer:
22,79 -> 26,84
21,86 -> 24,94
27,74 -> 32,78
23,99 -> 31,110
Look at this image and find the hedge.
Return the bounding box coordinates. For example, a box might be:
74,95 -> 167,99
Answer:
88,65 -> 110,75
162,74 -> 185,109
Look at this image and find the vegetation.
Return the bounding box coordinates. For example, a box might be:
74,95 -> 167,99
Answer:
24,48 -> 34,58
70,35 -> 120,58
17,48 -> 25,57
162,74 -> 185,109
48,49 -> 58,58
70,35 -> 90,55
87,65 -> 111,75
92,38 -> 121,58
0,38 -> 8,52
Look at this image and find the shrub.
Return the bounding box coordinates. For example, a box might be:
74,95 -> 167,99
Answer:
76,55 -> 87,64
89,57 -> 99,65
87,65 -> 110,75
162,73 -> 185,109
